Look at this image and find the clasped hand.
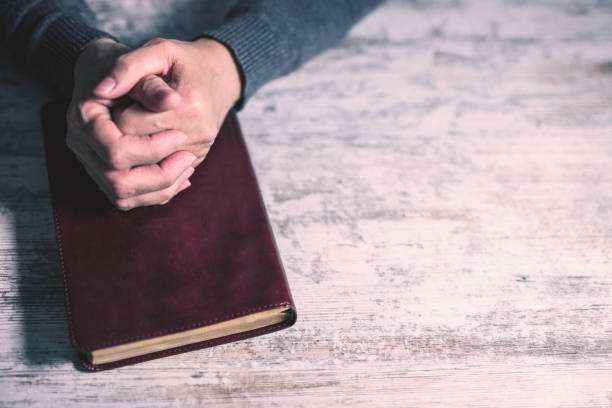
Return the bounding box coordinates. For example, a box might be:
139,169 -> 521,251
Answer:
66,37 -> 241,210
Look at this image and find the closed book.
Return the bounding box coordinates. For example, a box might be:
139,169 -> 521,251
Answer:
41,101 -> 297,371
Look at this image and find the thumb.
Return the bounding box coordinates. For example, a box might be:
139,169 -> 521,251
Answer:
93,42 -> 174,100
128,74 -> 181,112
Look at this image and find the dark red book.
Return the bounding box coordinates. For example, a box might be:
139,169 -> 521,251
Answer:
41,101 -> 296,371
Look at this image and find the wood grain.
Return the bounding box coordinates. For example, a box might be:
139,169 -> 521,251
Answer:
1,0 -> 611,406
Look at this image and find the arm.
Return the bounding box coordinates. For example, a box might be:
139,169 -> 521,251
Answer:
66,1 -> 384,210
201,0 -> 384,107
0,0 -> 114,96
1,1 -> 190,210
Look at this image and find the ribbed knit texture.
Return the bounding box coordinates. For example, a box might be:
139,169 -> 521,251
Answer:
1,0 -> 382,104
202,0 -> 383,107
1,0 -> 114,96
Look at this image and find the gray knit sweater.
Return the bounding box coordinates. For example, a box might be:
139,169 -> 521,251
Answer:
0,0 -> 382,106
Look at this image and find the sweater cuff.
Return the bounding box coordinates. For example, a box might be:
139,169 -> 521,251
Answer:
33,13 -> 114,96
201,11 -> 290,109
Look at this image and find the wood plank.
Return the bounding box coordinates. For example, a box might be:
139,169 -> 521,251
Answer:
1,1 -> 611,406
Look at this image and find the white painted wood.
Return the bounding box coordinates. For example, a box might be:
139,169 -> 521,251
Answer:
1,1 -> 611,406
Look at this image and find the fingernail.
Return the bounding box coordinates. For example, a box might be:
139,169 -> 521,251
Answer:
179,169 -> 193,188
179,166 -> 195,181
95,76 -> 116,94
177,180 -> 191,194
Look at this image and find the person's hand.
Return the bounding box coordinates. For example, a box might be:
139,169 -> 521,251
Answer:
93,37 -> 242,169
66,38 -> 197,210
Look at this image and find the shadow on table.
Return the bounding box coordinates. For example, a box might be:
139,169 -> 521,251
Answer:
0,59 -> 76,366
9,177 -> 78,368
11,176 -> 96,372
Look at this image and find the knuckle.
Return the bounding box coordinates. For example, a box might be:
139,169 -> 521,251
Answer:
114,55 -> 135,76
105,145 -> 127,170
156,169 -> 173,189
140,75 -> 158,93
186,98 -> 204,116
199,122 -> 218,143
147,37 -> 175,53
114,199 -> 133,212
184,101 -> 218,143
193,149 -> 209,165
109,178 -> 132,200
147,37 -> 166,46
77,100 -> 98,123
159,188 -> 174,203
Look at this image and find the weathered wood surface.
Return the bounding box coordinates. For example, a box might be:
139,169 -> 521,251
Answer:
1,1 -> 611,406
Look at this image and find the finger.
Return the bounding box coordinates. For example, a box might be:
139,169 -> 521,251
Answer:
67,135 -> 118,201
74,140 -> 194,210
191,153 -> 208,168
110,151 -> 196,198
79,137 -> 195,200
160,179 -> 191,205
116,130 -> 189,168
112,103 -> 175,136
90,116 -> 187,169
85,113 -> 123,165
129,74 -> 180,112
176,180 -> 191,194
115,166 -> 194,211
94,42 -> 175,99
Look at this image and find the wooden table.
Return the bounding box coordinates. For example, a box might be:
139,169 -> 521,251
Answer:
1,1 -> 611,406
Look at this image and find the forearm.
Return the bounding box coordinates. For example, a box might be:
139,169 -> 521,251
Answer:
0,0 -> 114,96
201,0 -> 383,107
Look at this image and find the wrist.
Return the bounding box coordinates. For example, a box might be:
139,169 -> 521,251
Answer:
193,38 -> 242,109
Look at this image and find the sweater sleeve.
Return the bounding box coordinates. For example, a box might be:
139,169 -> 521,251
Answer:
200,0 -> 383,108
0,0 -> 114,97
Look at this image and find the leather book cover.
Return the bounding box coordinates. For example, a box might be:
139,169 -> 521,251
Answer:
40,101 -> 297,371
